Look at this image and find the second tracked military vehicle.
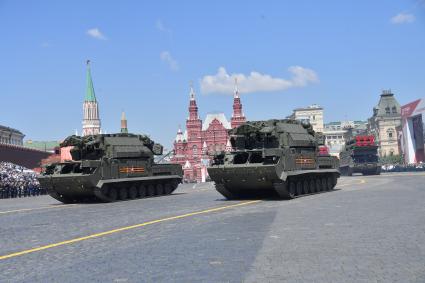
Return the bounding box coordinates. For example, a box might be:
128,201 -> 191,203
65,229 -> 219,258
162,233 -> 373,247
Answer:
207,119 -> 340,199
38,133 -> 182,203
339,135 -> 380,176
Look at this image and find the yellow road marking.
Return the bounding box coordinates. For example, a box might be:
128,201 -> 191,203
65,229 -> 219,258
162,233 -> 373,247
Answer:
0,204 -> 78,215
0,200 -> 260,261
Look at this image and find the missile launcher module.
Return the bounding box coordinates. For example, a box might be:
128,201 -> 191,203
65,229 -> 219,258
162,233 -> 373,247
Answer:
339,135 -> 381,176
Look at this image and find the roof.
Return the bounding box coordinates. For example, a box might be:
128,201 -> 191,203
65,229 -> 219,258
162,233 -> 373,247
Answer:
0,125 -> 24,135
175,129 -> 187,142
294,104 -> 323,111
374,92 -> 401,117
183,160 -> 191,169
202,113 -> 231,131
85,63 -> 97,102
23,140 -> 60,151
325,121 -> 341,126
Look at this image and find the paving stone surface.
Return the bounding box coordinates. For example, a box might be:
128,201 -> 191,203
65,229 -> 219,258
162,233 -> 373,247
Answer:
0,173 -> 424,282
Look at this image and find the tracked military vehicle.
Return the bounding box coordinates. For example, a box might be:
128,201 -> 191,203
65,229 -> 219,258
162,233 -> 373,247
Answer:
207,119 -> 340,199
339,135 -> 380,176
38,134 -> 182,203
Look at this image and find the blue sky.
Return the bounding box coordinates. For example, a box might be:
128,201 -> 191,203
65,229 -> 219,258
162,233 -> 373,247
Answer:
1,0 -> 424,148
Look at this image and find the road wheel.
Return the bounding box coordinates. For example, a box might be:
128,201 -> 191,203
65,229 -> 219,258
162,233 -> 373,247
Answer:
303,180 -> 309,194
316,178 -> 322,192
309,179 -> 315,193
147,184 -> 155,197
156,184 -> 164,195
128,186 -> 138,199
118,187 -> 128,200
164,183 -> 173,195
296,181 -> 303,196
327,176 -> 333,191
138,184 -> 146,198
108,187 -> 118,201
321,178 -> 327,192
288,181 -> 296,199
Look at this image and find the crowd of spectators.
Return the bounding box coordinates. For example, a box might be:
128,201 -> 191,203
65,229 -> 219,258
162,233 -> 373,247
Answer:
0,162 -> 46,199
381,162 -> 425,172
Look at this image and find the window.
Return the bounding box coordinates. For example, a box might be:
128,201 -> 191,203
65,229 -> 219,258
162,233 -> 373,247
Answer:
385,107 -> 390,114
192,145 -> 198,157
392,106 -> 397,114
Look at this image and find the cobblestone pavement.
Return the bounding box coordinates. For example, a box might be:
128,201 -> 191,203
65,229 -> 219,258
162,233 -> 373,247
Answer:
0,173 -> 424,282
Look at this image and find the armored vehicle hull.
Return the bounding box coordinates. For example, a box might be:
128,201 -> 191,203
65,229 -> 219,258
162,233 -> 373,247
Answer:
208,119 -> 340,200
38,134 -> 182,203
339,163 -> 381,176
209,165 -> 338,199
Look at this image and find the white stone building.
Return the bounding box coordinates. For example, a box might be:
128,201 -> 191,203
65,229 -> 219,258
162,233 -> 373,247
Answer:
0,125 -> 24,146
368,90 -> 401,157
323,121 -> 367,156
290,104 -> 324,133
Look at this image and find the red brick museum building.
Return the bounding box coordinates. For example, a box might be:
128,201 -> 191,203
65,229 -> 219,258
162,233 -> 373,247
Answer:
171,81 -> 246,182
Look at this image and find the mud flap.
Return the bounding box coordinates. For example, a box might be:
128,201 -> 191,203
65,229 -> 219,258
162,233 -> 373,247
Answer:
93,185 -> 113,202
273,182 -> 291,199
215,183 -> 239,200
47,190 -> 76,204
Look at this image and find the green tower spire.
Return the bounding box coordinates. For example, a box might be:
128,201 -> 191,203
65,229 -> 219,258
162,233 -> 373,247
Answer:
85,60 -> 97,102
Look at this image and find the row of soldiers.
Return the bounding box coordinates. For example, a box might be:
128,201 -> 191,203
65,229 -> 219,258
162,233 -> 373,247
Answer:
0,185 -> 47,199
0,161 -> 47,199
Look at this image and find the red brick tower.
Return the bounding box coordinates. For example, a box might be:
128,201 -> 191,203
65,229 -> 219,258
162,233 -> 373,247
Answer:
186,84 -> 203,181
231,78 -> 246,128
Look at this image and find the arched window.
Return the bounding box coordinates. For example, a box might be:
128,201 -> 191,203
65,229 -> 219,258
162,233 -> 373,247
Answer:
392,106 -> 397,114
387,128 -> 394,139
192,145 -> 198,157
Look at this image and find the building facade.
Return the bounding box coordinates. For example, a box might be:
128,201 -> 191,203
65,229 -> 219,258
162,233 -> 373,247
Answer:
0,125 -> 53,169
290,104 -> 324,133
400,98 -> 425,164
368,90 -> 401,157
171,82 -> 246,182
323,121 -> 367,156
0,125 -> 24,146
82,61 -> 101,136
